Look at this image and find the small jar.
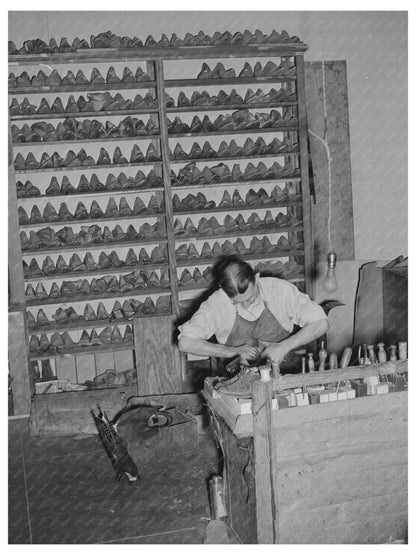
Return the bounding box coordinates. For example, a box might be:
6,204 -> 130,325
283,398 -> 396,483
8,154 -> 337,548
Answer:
377,342 -> 387,363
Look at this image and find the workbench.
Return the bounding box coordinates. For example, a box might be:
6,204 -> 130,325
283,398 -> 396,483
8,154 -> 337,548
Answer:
203,361 -> 408,544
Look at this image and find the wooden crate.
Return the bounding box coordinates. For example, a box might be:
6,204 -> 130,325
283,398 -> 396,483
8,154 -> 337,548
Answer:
204,362 -> 408,544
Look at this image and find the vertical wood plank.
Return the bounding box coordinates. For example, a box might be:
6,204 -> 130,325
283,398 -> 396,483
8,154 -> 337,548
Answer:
295,55 -> 314,298
134,315 -> 182,395
251,379 -> 278,543
155,59 -> 180,317
8,129 -> 25,305
304,60 -> 355,262
8,310 -> 32,414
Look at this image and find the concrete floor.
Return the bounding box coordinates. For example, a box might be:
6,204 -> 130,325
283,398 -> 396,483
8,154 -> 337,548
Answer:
8,421 -> 221,544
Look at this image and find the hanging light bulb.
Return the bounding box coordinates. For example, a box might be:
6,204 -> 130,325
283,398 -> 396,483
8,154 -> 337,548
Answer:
323,251 -> 338,293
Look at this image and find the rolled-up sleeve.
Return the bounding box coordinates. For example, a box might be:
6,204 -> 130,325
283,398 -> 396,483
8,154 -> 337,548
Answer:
178,302 -> 217,340
283,282 -> 327,327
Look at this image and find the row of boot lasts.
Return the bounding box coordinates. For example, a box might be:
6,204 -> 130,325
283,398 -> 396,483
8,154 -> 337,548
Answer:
29,325 -> 136,353
16,171 -> 163,198
11,109 -> 296,143
18,186 -> 292,226
28,297 -> 171,328
10,88 -> 295,116
172,212 -> 301,237
13,137 -> 296,170
23,246 -> 168,277
20,221 -> 165,251
23,234 -> 302,279
9,60 -> 295,91
26,270 -> 171,300
18,196 -> 164,225
9,29 -> 301,55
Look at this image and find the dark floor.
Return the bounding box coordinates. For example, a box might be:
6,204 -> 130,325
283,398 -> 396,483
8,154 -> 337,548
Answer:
9,423 -> 221,544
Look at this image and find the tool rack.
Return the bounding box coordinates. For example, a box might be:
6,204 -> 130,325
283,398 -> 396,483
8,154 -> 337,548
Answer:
8,36 -> 313,392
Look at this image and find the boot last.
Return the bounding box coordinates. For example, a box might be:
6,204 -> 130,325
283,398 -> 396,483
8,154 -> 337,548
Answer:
130,144 -> 145,163
217,141 -> 231,158
248,212 -> 263,229
180,269 -> 194,286
147,195 -> 160,213
201,242 -> 213,259
34,282 -> 48,299
159,270 -> 170,288
90,68 -> 105,85
126,248 -> 139,266
219,190 -> 233,208
52,307 -> 69,324
119,197 -> 133,216
239,62 -> 253,78
77,279 -> 91,296
142,297 -> 156,314
69,253 -> 86,272
197,217 -> 212,236
28,258 -> 42,276
90,200 -> 104,219
234,238 -> 250,255
184,217 -> 197,235
202,141 -> 217,158
18,206 -> 30,225
197,62 -> 211,79
61,176 -> 76,195
77,174 -> 91,193
175,244 -> 188,260
106,276 -> 120,293
62,332 -> 76,350
224,215 -> 238,231
123,325 -> 134,343
109,250 -> 123,267
99,326 -> 113,343
39,334 -> 50,352
56,255 -> 70,273
111,326 -> 123,343
264,210 -> 275,228
106,66 -> 120,84
49,282 -> 61,298
173,219 -> 186,236
74,201 -> 89,220
150,246 -> 166,263
178,91 -> 192,107
14,153 -> 26,171
277,236 -> 291,252
25,284 -> 36,298
156,295 -> 170,313
113,146 -> 128,165
97,302 -> 109,320
84,303 -> 97,321
262,236 -> 276,253
105,197 -> 119,218
113,224 -> 128,241
120,300 -> 134,321
96,147 -> 111,165
146,143 -> 160,161
212,242 -> 223,258
84,252 -> 98,271
189,142 -> 203,159
78,330 -> 91,347
43,202 -> 59,222
232,190 -> 245,206
90,329 -> 101,346
42,256 -> 56,275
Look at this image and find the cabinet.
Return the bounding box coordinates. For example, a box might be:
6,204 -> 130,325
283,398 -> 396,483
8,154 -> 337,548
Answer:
8,32 -> 313,393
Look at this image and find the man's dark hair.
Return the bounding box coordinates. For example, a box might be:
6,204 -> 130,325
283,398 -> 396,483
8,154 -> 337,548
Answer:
214,255 -> 255,298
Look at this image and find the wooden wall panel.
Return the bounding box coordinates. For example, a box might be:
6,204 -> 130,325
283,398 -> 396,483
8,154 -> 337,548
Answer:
134,315 -> 182,395
304,60 -> 355,262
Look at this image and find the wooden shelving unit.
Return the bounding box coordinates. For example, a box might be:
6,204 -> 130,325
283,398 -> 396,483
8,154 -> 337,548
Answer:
8,35 -> 313,392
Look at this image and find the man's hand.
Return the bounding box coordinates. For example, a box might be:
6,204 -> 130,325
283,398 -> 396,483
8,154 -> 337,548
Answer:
235,343 -> 259,363
263,342 -> 291,364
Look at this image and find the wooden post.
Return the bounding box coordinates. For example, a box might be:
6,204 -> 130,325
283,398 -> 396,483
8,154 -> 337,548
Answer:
251,379 -> 279,544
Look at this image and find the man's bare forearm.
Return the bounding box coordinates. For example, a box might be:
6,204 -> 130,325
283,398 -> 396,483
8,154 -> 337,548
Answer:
280,319 -> 329,352
179,336 -> 237,358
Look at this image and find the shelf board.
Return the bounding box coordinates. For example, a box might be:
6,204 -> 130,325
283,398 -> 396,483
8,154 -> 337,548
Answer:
173,224 -> 303,243
26,285 -> 172,307
168,126 -> 298,138
21,236 -> 168,256
8,43 -> 308,66
169,150 -> 299,165
28,310 -> 171,334
20,211 -> 166,230
171,176 -> 301,191
165,101 -> 298,113
175,250 -> 304,268
164,76 -> 296,88
16,186 -> 164,202
9,81 -> 156,95
15,160 -> 162,174
10,108 -> 159,120
10,102 -> 297,121
12,134 -> 160,147
24,261 -> 170,283
29,341 -> 135,360
172,200 -> 302,217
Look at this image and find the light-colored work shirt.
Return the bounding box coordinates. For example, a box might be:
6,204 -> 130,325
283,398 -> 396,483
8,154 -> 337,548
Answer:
178,276 -> 327,344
